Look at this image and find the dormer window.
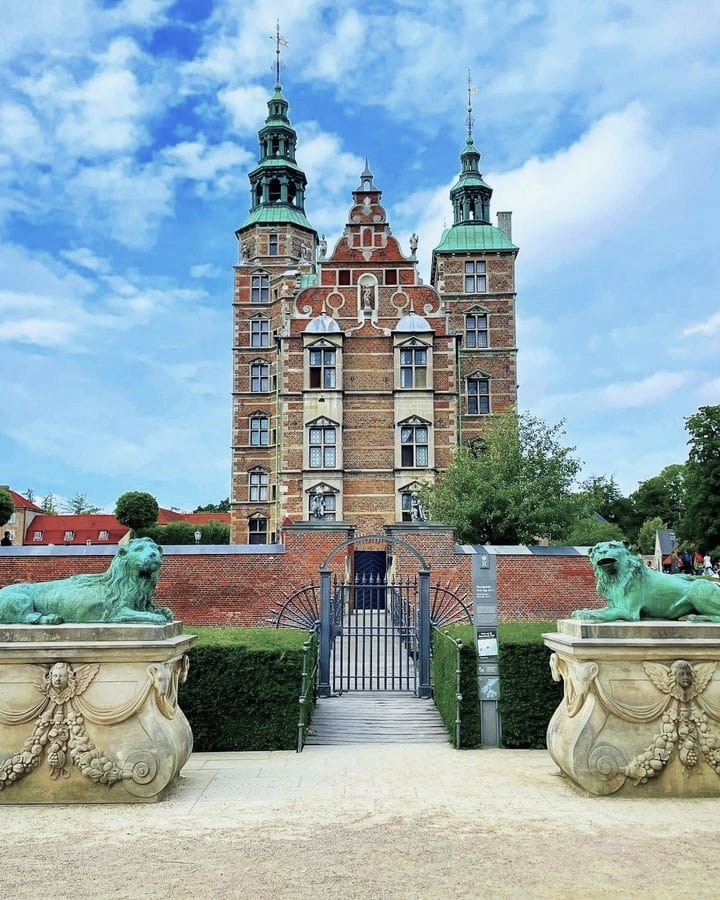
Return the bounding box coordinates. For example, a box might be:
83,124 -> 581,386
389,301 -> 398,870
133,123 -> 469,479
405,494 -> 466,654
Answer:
64,530 -> 75,542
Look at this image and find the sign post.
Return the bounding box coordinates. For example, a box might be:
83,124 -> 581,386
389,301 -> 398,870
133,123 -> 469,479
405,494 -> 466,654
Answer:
473,548 -> 500,746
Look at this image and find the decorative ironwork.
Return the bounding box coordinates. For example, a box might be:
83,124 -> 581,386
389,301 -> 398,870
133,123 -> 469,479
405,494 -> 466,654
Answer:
430,579 -> 473,627
268,581 -> 321,630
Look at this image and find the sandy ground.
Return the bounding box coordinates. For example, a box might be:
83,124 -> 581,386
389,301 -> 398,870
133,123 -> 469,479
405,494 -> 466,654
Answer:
3,745 -> 720,899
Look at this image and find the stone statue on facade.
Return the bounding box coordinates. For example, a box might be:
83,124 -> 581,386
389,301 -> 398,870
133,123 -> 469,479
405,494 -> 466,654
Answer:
409,233 -> 418,257
309,489 -> 326,521
410,493 -> 426,523
318,234 -> 327,259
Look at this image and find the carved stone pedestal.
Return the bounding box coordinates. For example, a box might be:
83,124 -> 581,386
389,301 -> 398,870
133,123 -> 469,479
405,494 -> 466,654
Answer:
0,622 -> 195,803
544,619 -> 720,797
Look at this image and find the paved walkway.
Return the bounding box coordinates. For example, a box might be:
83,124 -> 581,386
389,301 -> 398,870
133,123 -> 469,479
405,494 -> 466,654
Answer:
3,745 -> 720,898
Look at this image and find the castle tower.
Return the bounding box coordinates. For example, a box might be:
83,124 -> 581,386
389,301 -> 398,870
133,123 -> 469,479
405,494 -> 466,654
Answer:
230,76 -> 317,544
430,78 -> 519,449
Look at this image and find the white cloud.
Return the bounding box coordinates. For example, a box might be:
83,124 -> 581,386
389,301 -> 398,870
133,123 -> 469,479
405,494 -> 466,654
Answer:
191,263 -> 223,279
218,84 -> 268,134
684,312 -> 720,338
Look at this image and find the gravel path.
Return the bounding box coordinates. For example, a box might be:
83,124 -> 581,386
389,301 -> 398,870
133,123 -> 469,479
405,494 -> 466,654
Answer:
3,746 -> 720,899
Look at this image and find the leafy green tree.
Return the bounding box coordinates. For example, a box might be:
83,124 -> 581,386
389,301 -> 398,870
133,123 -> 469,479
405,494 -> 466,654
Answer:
62,492 -> 101,515
627,464 -> 686,539
637,516 -> 666,555
426,411 -> 582,544
574,474 -> 635,535
193,498 -> 230,513
681,406 -> 720,549
0,488 -> 13,527
560,516 -> 627,547
138,521 -> 230,545
115,491 -> 159,537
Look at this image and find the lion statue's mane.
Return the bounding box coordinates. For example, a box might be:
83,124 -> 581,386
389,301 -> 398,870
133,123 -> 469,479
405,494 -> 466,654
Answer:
0,537 -> 173,626
572,540 -> 720,622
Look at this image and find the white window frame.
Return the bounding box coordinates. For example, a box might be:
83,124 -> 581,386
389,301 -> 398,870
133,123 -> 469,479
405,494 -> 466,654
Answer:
251,272 -> 269,303
250,317 -> 270,348
464,260 -> 487,293
249,469 -> 269,502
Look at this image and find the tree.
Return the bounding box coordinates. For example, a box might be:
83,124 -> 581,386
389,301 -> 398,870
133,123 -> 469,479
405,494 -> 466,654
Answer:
41,493 -> 58,515
0,488 -> 13,527
637,516 -> 666,555
115,491 -> 159,537
62,492 -> 101,515
560,516 -> 627,547
573,474 -> 635,534
681,406 -> 720,550
627,464 -> 686,539
426,411 -> 582,544
23,488 -> 35,503
193,498 -> 230,513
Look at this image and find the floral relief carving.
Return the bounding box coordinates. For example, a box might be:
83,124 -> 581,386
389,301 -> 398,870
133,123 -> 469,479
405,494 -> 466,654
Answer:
0,657 -> 188,792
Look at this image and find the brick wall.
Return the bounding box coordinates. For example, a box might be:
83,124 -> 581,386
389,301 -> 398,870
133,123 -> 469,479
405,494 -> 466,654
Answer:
0,528 -> 600,626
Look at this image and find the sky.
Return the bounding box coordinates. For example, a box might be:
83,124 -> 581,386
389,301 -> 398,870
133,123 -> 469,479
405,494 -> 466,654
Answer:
2,0 -> 719,513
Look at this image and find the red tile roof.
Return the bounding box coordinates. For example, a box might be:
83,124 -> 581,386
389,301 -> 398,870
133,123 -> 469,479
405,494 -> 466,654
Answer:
7,489 -> 41,512
25,515 -> 128,546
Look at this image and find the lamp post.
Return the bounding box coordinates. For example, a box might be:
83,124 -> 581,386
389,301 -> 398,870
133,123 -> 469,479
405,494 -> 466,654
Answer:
194,530 -> 201,545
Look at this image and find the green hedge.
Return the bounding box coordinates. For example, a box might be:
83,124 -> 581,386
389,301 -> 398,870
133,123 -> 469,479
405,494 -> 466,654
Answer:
179,627 -> 316,751
432,624 -> 482,748
138,521 -> 230,545
497,621 -> 562,749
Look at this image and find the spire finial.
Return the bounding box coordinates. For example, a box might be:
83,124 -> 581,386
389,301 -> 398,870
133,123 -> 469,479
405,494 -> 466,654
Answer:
466,70 -> 477,141
273,20 -> 289,85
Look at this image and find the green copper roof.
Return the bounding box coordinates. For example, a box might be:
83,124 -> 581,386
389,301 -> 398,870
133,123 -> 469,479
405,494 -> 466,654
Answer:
250,158 -> 302,172
299,273 -> 318,289
434,224 -> 517,253
450,174 -> 492,192
239,205 -> 314,231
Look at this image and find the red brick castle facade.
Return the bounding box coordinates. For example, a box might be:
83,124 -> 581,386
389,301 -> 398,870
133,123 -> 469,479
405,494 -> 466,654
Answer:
230,81 -> 518,544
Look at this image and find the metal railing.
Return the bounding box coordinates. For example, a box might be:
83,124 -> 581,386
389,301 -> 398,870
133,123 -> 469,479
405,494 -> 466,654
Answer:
432,627 -> 463,748
297,624 -> 319,752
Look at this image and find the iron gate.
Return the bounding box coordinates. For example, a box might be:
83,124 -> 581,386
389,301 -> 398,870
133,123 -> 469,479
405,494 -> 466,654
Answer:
329,573 -> 420,693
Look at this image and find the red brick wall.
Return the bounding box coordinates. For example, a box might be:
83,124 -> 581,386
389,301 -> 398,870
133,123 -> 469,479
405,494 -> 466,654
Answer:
0,530 -> 600,626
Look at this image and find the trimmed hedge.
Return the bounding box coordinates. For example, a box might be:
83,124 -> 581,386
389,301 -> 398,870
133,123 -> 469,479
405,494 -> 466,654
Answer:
497,621 -> 562,749
432,624 -> 482,748
179,627 -> 316,751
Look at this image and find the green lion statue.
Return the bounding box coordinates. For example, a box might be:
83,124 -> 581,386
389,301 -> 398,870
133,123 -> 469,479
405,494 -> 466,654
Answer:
0,538 -> 173,625
573,540 -> 720,622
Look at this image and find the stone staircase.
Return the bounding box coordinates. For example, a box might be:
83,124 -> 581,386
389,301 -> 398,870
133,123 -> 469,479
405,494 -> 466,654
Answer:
304,692 -> 449,746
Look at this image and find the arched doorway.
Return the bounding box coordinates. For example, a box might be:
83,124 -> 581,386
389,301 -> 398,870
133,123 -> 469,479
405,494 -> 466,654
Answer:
318,534 -> 432,699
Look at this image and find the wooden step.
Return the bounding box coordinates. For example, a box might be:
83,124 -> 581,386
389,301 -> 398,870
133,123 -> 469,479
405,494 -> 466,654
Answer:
304,692 -> 449,746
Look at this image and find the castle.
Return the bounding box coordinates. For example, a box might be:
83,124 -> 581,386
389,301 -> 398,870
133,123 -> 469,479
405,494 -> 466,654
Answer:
230,78 -> 518,544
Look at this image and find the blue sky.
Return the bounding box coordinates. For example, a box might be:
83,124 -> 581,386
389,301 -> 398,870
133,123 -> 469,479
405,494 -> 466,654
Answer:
2,0 -> 719,512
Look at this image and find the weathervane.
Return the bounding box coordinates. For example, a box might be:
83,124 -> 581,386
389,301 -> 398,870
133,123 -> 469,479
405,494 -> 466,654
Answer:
272,19 -> 289,84
466,70 -> 477,140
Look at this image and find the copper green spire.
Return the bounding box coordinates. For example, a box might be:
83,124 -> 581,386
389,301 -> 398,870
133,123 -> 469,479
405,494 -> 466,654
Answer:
449,72 -> 492,225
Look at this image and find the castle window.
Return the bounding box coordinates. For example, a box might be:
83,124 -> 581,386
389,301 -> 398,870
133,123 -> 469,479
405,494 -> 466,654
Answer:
248,515 -> 268,545
308,425 -> 336,468
268,233 -> 278,256
465,313 -> 488,348
468,377 -> 490,415
250,361 -> 270,393
251,318 -> 270,348
251,273 -> 269,303
250,414 -> 270,446
33,531 -> 43,541
249,470 -> 269,502
401,493 -> 414,522
309,348 -> 336,389
384,269 -> 397,285
98,530 -> 109,541
401,424 -> 429,468
338,270 -> 351,286
268,179 -> 281,202
464,261 -> 487,293
400,346 -> 427,388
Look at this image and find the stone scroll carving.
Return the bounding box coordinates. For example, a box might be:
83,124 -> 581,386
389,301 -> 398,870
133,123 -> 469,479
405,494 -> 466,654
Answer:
549,651 -> 720,793
0,656 -> 189,793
